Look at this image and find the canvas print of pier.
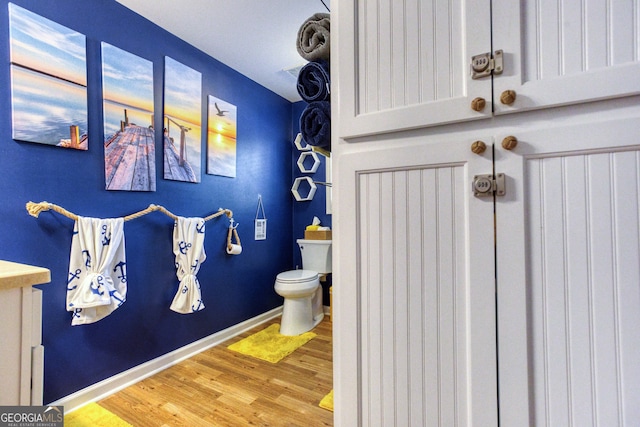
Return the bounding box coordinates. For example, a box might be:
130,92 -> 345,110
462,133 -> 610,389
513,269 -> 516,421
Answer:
207,95 -> 237,178
163,57 -> 202,183
8,3 -> 88,150
102,43 -> 156,191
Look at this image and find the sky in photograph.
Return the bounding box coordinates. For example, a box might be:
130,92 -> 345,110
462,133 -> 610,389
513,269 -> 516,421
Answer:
101,42 -> 154,113
9,3 -> 86,85
164,56 -> 202,127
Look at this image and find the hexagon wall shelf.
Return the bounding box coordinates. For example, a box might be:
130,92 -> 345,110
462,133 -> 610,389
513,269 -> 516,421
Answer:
294,133 -> 311,151
297,151 -> 320,173
291,176 -> 317,201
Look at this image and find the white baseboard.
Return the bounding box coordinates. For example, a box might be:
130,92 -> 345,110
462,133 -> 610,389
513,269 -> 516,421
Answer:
52,306 -> 283,413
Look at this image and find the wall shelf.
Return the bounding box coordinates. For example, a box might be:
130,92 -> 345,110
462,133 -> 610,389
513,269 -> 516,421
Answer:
297,151 -> 321,173
291,176 -> 317,201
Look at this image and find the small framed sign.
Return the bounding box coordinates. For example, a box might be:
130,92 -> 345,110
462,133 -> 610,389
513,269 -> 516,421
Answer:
255,195 -> 267,240
255,218 -> 267,240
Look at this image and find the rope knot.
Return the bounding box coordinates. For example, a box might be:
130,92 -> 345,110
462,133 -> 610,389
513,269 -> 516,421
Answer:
26,201 -> 50,218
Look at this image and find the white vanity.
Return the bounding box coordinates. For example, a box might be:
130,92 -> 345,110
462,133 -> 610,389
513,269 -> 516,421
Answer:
0,260 -> 50,405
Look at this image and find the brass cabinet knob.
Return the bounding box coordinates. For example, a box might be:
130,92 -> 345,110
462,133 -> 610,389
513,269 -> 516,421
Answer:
500,90 -> 516,105
502,135 -> 518,150
471,97 -> 486,112
471,140 -> 487,154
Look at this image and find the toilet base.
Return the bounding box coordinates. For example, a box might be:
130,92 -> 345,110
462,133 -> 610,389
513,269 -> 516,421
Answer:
279,286 -> 323,336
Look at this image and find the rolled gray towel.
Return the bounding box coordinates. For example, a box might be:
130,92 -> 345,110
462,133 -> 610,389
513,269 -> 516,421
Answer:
296,13 -> 330,61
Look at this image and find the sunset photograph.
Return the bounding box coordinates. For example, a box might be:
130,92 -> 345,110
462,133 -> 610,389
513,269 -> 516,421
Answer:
9,3 -> 87,149
207,95 -> 237,178
163,56 -> 202,183
102,42 -> 156,191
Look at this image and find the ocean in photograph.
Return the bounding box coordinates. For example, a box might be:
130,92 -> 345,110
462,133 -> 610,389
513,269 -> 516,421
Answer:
11,65 -> 87,148
103,101 -> 154,140
207,132 -> 236,178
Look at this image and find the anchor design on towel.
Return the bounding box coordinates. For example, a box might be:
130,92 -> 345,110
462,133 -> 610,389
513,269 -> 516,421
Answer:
67,269 -> 81,290
192,298 -> 204,312
191,259 -> 199,272
191,281 -> 203,311
196,222 -> 205,234
178,241 -> 192,254
90,276 -> 106,296
101,224 -> 111,246
109,289 -> 125,307
113,261 -> 127,283
82,250 -> 91,268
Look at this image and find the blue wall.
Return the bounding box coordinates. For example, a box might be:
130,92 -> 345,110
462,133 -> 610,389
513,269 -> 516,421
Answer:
0,0 -> 297,403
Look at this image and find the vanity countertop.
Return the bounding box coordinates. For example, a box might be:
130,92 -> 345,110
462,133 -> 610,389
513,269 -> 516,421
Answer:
0,260 -> 51,290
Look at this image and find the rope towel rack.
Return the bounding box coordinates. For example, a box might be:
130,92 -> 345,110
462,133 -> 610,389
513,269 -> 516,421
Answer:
25,201 -> 233,223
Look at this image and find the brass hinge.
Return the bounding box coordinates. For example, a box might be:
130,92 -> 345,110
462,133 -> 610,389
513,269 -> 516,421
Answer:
471,50 -> 503,79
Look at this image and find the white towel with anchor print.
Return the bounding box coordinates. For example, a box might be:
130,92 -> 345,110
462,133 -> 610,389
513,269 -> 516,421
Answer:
171,217 -> 206,314
66,217 -> 127,325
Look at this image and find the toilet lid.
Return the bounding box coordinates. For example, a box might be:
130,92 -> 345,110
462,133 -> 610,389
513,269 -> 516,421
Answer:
276,269 -> 318,283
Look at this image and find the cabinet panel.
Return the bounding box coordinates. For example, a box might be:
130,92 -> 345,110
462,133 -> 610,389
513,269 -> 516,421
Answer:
495,116 -> 640,426
493,1 -> 640,114
335,0 -> 492,138
334,138 -> 497,426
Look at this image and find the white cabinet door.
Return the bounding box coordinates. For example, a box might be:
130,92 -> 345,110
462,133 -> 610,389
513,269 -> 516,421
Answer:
335,0 -> 640,137
334,137 -> 498,426
493,1 -> 640,115
334,0 -> 492,138
495,116 -> 640,426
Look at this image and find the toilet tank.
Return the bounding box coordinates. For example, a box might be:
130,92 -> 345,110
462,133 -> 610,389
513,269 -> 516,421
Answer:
297,239 -> 332,274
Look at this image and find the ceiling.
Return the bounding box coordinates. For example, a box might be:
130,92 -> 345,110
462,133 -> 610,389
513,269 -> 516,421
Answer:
115,0 -> 330,103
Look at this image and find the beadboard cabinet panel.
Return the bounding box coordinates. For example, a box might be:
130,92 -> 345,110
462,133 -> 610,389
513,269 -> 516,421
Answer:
495,116 -> 640,427
336,0 -> 640,138
337,0 -> 492,138
493,0 -> 640,115
335,138 -> 498,426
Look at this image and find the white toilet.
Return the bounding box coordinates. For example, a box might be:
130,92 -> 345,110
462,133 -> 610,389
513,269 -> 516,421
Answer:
274,239 -> 332,336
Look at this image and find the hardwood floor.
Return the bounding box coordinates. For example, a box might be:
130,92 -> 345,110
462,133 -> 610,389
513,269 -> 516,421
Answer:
98,316 -> 334,427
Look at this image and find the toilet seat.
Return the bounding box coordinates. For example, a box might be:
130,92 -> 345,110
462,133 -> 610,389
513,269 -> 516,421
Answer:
276,269 -> 318,284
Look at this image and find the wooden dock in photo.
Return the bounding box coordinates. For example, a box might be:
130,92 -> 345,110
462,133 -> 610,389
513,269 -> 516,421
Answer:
104,125 -> 156,191
163,134 -> 197,183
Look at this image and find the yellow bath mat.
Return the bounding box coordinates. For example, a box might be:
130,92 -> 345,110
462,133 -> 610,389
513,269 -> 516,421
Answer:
319,389 -> 334,412
65,402 -> 132,427
228,323 -> 316,363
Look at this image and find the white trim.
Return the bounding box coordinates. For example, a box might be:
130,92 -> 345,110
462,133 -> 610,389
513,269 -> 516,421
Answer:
54,306 -> 283,413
